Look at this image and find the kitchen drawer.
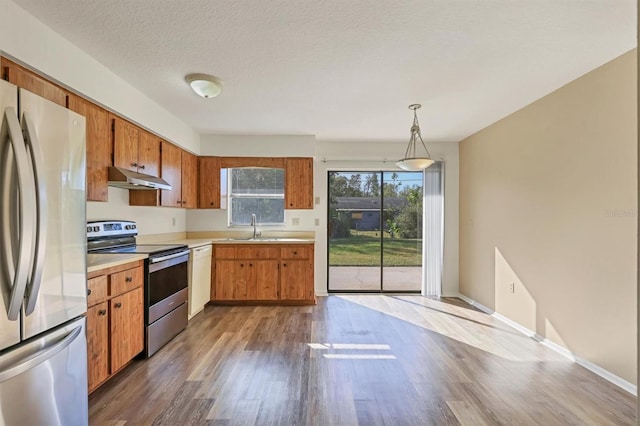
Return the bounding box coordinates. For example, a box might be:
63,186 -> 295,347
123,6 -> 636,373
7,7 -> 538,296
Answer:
236,246 -> 279,259
110,266 -> 143,296
214,246 -> 236,259
87,275 -> 108,307
280,245 -> 311,259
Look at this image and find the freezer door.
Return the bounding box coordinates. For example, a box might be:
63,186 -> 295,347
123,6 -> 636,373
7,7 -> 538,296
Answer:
20,88 -> 87,339
0,80 -> 24,350
0,317 -> 88,425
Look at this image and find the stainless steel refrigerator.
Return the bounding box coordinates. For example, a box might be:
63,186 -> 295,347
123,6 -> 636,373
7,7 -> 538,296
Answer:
0,78 -> 88,425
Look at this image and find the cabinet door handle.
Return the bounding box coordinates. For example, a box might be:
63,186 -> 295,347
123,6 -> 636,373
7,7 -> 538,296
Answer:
293,251 -> 297,255
283,263 -> 287,267
114,302 -> 122,308
125,276 -> 133,283
210,202 -> 214,206
98,309 -> 107,316
182,200 -> 187,204
87,288 -> 92,296
240,263 -> 244,267
249,263 -> 253,267
139,164 -> 145,170
131,162 -> 138,168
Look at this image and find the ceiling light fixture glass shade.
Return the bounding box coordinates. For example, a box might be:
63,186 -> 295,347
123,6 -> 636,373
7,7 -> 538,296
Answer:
396,104 -> 435,171
185,73 -> 224,98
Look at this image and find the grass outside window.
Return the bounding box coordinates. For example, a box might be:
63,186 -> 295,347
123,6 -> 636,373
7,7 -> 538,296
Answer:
329,232 -> 422,266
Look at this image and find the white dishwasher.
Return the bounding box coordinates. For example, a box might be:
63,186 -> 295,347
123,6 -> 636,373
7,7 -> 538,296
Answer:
188,244 -> 213,320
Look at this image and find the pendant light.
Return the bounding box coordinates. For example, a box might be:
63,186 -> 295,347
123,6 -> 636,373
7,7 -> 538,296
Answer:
185,73 -> 224,98
396,104 -> 435,171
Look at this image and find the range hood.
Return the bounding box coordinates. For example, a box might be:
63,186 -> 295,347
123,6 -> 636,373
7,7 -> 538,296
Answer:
107,167 -> 172,191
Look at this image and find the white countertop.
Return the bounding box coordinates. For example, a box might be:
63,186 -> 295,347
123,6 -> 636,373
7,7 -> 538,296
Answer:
87,235 -> 315,274
155,237 -> 315,247
87,253 -> 148,274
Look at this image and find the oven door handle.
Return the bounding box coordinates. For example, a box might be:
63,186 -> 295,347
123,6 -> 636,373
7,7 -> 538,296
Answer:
149,250 -> 190,264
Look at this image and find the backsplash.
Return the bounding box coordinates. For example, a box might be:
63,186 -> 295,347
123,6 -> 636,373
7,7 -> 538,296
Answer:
86,187 -> 187,235
186,208 -> 319,232
87,188 -> 320,236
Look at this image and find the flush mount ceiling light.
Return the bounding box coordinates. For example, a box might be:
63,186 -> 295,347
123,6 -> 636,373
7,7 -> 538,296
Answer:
396,104 -> 435,171
185,73 -> 223,98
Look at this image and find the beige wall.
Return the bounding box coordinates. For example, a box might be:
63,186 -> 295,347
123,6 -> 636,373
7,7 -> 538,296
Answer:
459,49 -> 637,384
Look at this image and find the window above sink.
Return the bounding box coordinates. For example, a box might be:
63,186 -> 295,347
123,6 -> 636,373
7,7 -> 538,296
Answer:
224,167 -> 285,226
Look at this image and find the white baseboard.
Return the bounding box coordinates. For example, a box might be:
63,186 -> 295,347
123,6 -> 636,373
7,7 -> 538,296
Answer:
574,355 -> 637,396
456,293 -> 637,396
457,294 -> 494,315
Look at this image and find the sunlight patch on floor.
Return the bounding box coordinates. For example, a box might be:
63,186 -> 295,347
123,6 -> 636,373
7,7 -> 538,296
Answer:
322,354 -> 397,360
336,294 -> 568,363
307,343 -> 391,350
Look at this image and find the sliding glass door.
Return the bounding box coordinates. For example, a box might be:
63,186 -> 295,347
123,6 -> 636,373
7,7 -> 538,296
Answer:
327,171 -> 423,292
381,171 -> 423,292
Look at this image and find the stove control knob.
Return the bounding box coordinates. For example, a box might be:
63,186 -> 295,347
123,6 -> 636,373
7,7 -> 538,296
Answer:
86,226 -> 92,233
93,226 -> 100,232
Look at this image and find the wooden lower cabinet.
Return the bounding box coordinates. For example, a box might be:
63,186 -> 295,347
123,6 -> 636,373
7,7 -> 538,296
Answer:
110,287 -> 144,372
254,260 -> 279,300
215,259 -> 279,300
86,260 -> 144,393
212,244 -> 314,304
280,260 -> 313,300
214,260 -> 248,300
86,302 -> 109,391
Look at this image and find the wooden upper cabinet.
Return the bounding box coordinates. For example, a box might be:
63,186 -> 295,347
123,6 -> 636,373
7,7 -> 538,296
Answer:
181,150 -> 198,209
68,94 -> 111,202
131,142 -> 197,209
285,157 -> 313,209
197,156 -> 314,210
113,115 -> 161,177
198,157 -> 221,209
137,130 -> 161,177
160,141 -> 182,207
1,57 -> 67,106
112,115 -> 139,172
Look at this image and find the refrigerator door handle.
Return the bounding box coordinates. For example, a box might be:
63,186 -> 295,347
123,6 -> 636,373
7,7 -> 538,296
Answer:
0,323 -> 82,383
0,107 -> 35,321
22,114 -> 47,315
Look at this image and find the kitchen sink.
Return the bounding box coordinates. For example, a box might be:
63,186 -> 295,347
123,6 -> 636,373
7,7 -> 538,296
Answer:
216,237 -> 307,242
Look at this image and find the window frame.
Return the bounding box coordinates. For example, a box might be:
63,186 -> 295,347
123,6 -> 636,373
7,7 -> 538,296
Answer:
226,167 -> 286,226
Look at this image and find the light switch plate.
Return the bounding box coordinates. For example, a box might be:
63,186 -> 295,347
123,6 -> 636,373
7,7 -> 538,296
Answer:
314,218 -> 320,226
315,196 -> 321,205
292,218 -> 300,226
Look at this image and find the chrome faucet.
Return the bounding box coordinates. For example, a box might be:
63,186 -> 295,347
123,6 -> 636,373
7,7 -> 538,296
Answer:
250,213 -> 261,239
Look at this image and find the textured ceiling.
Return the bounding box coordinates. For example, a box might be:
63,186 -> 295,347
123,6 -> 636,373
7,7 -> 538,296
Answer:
12,0 -> 636,142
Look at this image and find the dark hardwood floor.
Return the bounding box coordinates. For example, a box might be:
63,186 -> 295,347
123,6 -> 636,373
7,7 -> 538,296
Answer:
89,295 -> 636,425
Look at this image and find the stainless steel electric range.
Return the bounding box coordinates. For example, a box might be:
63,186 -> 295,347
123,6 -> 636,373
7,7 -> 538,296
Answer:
87,220 -> 190,357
